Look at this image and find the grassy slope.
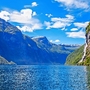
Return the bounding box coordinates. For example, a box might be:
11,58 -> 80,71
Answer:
65,45 -> 84,65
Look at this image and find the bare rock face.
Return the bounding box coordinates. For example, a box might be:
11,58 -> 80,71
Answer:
85,31 -> 90,65
0,56 -> 16,64
86,32 -> 90,45
0,56 -> 10,64
80,22 -> 90,65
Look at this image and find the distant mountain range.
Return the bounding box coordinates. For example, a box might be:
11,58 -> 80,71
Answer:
0,18 -> 80,65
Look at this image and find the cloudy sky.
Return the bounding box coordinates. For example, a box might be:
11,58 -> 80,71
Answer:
0,0 -> 90,44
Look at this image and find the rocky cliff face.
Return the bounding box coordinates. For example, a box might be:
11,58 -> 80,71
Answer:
78,22 -> 90,65
83,22 -> 90,65
0,56 -> 16,64
0,18 -> 79,65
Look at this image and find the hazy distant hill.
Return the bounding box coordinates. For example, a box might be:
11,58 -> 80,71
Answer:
0,18 -> 79,65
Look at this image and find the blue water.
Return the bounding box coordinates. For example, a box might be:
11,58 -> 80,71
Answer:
0,65 -> 88,90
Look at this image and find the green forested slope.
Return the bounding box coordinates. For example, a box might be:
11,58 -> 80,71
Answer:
65,45 -> 84,65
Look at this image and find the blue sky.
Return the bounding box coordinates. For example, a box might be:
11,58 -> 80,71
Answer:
0,0 -> 90,44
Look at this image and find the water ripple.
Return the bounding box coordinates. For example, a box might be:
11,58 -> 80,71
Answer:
0,65 -> 88,90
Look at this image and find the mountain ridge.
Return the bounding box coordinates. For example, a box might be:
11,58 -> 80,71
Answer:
0,18 -> 79,65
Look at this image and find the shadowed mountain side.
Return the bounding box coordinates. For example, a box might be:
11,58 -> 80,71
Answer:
0,18 -> 79,65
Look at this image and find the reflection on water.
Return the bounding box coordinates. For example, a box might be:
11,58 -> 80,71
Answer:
0,65 -> 88,90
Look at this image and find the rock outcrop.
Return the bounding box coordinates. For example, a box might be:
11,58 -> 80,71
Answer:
0,56 -> 16,64
82,22 -> 90,65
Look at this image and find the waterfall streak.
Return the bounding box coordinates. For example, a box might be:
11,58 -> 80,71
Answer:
79,43 -> 87,63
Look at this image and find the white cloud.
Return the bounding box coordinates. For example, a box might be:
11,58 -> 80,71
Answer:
17,26 -> 33,32
32,12 -> 37,16
0,11 -> 10,21
66,15 -> 74,19
55,0 -> 89,9
50,39 -> 60,43
44,14 -> 74,29
24,2 -> 38,8
51,15 -> 74,23
17,23 -> 42,32
31,2 -> 38,7
71,28 -> 78,31
55,39 -> 60,43
61,27 -> 67,30
44,21 -> 51,29
10,9 -> 33,24
45,14 -> 53,17
66,21 -> 89,38
50,40 -> 53,42
50,21 -> 66,28
66,30 -> 85,39
0,8 -> 42,32
74,22 -> 89,28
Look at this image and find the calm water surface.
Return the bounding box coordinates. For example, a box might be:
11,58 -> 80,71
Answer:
0,65 -> 88,90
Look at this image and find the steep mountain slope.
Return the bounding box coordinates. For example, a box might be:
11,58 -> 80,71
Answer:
65,45 -> 84,65
32,36 -> 78,53
66,22 -> 90,66
0,56 -> 15,64
32,36 -> 80,64
0,18 -> 45,64
82,22 -> 90,65
0,18 -> 79,65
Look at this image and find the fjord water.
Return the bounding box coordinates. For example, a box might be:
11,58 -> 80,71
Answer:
0,65 -> 88,90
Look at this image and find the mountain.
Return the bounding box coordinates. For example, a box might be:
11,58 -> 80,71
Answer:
82,22 -> 90,65
32,36 -> 80,64
0,56 -> 16,64
65,45 -> 84,65
32,36 -> 79,53
0,18 -> 79,65
66,22 -> 90,66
